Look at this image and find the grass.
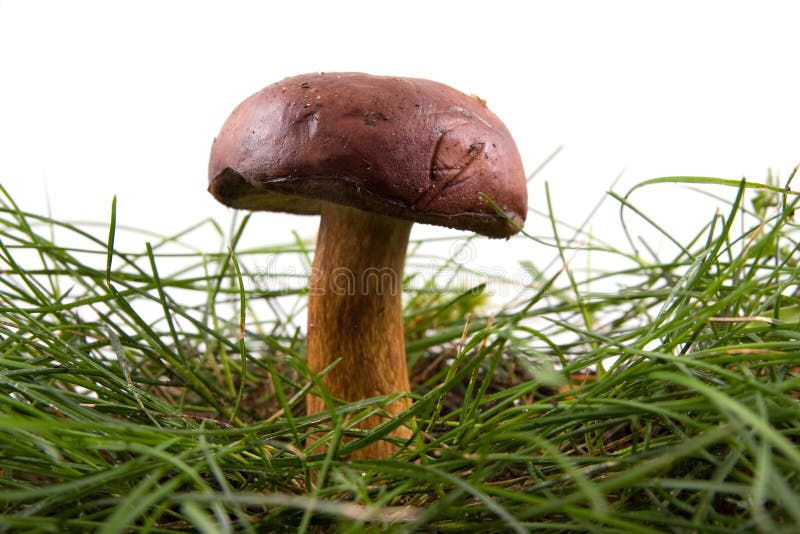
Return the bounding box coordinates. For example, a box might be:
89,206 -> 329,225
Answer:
1,167 -> 799,533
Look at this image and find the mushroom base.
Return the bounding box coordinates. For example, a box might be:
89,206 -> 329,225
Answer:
306,202 -> 413,460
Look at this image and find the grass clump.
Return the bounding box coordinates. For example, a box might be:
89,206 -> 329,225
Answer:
0,169 -> 799,533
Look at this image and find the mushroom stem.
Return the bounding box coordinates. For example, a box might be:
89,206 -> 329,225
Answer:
306,202 -> 413,459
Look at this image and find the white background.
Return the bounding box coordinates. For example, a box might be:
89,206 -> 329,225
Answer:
1,1 -> 799,266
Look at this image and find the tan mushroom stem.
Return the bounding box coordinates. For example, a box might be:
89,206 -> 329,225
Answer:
306,201 -> 413,459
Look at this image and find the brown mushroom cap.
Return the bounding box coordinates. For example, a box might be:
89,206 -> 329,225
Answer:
208,72 -> 527,238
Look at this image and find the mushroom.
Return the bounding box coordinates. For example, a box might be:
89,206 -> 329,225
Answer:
208,72 -> 527,459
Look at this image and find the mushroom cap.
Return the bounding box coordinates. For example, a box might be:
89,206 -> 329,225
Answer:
208,72 -> 527,238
